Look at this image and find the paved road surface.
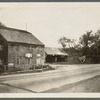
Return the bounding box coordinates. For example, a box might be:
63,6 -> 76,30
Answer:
0,64 -> 100,93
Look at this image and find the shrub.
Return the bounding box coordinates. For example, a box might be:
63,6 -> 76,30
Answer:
30,64 -> 43,70
35,65 -> 43,69
13,66 -> 24,72
30,64 -> 55,71
43,63 -> 55,70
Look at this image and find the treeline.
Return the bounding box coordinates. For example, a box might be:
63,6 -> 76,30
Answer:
58,29 -> 100,63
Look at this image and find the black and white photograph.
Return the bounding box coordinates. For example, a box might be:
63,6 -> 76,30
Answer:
0,2 -> 100,97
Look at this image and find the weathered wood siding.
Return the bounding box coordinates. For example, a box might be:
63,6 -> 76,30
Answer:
8,43 -> 45,70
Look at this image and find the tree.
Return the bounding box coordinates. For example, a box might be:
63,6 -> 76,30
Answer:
58,36 -> 67,49
79,30 -> 94,57
58,36 -> 78,56
79,29 -> 100,63
90,30 -> 100,56
58,37 -> 76,49
79,30 -> 93,47
58,29 -> 100,63
0,22 -> 6,28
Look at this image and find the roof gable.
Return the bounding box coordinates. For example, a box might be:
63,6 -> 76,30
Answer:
0,27 -> 44,46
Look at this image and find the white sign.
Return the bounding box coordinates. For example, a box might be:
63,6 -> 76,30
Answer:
8,63 -> 14,66
37,54 -> 41,57
25,53 -> 32,58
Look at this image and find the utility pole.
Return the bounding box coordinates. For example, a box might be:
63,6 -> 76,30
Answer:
26,22 -> 27,31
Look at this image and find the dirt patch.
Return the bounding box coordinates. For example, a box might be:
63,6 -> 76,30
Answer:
66,56 -> 80,64
42,75 -> 100,93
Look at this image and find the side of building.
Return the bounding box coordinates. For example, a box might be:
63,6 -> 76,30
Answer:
0,27 -> 45,73
8,43 -> 45,71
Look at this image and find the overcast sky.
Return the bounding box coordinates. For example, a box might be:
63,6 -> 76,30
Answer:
0,3 -> 100,47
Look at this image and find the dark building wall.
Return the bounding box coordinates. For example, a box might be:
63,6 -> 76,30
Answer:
0,35 -> 8,73
8,43 -> 45,70
0,35 -> 8,65
45,54 -> 68,63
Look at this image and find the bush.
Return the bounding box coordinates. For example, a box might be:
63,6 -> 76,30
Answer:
36,65 -> 43,69
30,64 -> 55,71
14,66 -> 24,71
43,64 -> 55,70
30,65 -> 42,70
7,66 -> 14,72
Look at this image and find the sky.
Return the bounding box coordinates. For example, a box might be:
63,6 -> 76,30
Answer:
0,3 -> 100,47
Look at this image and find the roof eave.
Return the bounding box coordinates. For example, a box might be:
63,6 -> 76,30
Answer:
45,53 -> 68,56
7,41 -> 45,46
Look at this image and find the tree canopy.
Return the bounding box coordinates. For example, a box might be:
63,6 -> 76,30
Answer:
58,29 -> 100,63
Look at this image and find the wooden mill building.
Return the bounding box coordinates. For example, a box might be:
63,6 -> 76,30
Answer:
0,27 -> 45,72
45,47 -> 68,63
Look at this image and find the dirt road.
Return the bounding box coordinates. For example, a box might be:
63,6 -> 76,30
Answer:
0,64 -> 100,93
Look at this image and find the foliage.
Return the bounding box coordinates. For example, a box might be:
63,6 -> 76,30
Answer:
58,36 -> 76,49
58,29 -> 100,63
79,30 -> 94,57
0,22 -> 6,28
58,37 -> 78,56
80,30 -> 100,61
30,64 -> 55,71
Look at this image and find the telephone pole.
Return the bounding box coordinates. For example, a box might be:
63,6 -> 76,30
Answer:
26,22 -> 27,31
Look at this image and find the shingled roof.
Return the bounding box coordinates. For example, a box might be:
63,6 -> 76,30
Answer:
45,47 -> 68,56
0,27 -> 44,46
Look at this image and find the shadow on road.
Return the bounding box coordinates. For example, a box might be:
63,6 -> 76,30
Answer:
0,82 -> 37,93
42,75 -> 100,93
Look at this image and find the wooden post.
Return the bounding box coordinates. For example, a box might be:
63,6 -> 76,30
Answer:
34,65 -> 35,71
55,57 -> 57,62
4,65 -> 6,72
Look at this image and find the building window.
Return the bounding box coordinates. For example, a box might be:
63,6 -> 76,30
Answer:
29,46 -> 32,50
16,57 -> 20,65
36,58 -> 41,65
28,58 -> 31,64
